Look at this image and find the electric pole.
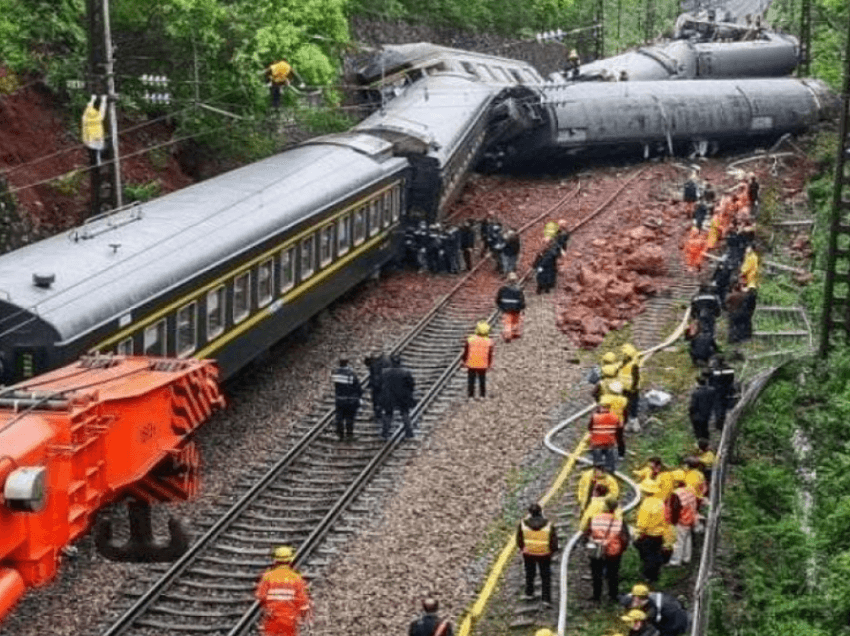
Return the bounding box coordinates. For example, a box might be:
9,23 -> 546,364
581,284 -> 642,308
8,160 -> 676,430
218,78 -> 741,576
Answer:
87,0 -> 122,215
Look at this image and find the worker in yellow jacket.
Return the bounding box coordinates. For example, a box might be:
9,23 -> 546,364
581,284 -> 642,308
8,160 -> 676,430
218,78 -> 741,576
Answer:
81,94 -> 108,165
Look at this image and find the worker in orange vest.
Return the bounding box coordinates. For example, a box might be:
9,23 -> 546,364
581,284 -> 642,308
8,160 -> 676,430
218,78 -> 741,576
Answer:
516,503 -> 559,605
588,403 -> 624,473
255,546 -> 312,636
463,321 -> 493,398
667,470 -> 698,566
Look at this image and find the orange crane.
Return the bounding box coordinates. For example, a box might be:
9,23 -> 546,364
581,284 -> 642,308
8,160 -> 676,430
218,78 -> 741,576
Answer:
0,355 -> 225,622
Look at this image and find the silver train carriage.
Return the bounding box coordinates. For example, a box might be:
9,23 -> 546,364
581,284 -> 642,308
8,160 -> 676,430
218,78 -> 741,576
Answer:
558,32 -> 799,83
0,134 -> 409,384
483,77 -> 836,166
353,72 -> 500,223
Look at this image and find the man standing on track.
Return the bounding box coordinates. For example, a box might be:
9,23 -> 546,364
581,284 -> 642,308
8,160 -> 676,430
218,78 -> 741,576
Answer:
409,598 -> 453,636
332,356 -> 362,440
256,546 -> 312,636
516,503 -> 559,606
380,353 -> 416,440
496,273 -> 526,342
463,321 -> 494,398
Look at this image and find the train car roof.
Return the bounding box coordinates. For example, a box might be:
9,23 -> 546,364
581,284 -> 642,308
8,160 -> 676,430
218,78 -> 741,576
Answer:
0,138 -> 409,342
353,74 -> 498,164
357,43 -> 544,85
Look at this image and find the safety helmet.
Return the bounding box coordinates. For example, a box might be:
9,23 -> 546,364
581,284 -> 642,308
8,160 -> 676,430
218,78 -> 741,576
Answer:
507,272 -> 518,282
631,583 -> 650,597
602,351 -> 617,364
671,469 -> 687,484
621,343 -> 638,359
621,609 -> 647,624
273,545 -> 295,564
475,321 -> 491,336
608,380 -> 623,394
535,630 -> 556,636
568,49 -> 579,59
601,364 -> 618,378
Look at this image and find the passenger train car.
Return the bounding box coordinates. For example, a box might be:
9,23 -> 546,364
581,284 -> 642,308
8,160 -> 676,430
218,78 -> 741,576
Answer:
0,135 -> 410,384
0,49 -> 545,386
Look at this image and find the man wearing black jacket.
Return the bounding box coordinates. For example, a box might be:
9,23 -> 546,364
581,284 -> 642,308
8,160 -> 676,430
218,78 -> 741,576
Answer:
496,272 -> 526,342
409,598 -> 453,636
380,354 -> 416,440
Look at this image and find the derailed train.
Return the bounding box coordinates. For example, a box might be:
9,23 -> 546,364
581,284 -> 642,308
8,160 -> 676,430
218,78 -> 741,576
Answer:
0,24 -> 838,625
0,35 -> 836,389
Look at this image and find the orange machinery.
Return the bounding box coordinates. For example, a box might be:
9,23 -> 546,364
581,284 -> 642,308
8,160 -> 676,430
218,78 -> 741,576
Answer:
0,355 -> 225,622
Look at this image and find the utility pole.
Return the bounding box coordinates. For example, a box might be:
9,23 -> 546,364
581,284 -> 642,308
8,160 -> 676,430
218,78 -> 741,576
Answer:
818,13 -> 850,356
798,0 -> 812,77
87,0 -> 122,215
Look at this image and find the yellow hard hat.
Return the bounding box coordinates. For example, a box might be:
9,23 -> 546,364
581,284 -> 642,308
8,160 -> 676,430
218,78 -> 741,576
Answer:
475,321 -> 491,336
631,583 -> 650,597
535,630 -> 556,636
671,469 -> 687,483
621,608 -> 648,624
601,364 -> 618,378
273,545 -> 295,563
602,351 -> 617,364
621,343 -> 638,359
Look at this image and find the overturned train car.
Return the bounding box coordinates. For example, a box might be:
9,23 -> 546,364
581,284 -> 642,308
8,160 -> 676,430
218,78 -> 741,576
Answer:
483,77 -> 836,167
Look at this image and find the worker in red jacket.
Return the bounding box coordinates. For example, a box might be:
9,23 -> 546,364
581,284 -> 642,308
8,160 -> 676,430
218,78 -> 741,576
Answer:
463,321 -> 494,398
256,546 -> 312,636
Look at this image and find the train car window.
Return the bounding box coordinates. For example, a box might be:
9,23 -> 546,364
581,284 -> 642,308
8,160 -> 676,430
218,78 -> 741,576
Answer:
176,302 -> 197,356
337,214 -> 350,256
461,62 -> 478,78
353,209 -> 366,245
509,69 -> 523,84
301,235 -> 315,279
207,285 -> 225,339
478,64 -> 497,81
391,185 -> 401,222
258,258 -> 273,307
281,246 -> 295,292
144,319 -> 167,356
368,200 -> 381,236
233,271 -> 251,323
116,337 -> 133,355
320,224 -> 334,267
382,192 -> 393,226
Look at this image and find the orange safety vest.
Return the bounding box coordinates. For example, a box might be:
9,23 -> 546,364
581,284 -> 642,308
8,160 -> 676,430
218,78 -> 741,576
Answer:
673,486 -> 697,527
520,520 -> 552,556
256,565 -> 311,633
465,335 -> 492,370
589,410 -> 620,447
590,512 -> 625,556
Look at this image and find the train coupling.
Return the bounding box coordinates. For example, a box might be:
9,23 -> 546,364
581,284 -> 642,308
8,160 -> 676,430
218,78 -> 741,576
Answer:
95,499 -> 189,562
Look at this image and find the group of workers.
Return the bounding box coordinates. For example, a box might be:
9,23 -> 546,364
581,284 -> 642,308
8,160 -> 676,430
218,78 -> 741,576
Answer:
402,221 -> 472,274
332,352 -> 417,441
480,214 -> 522,275
682,173 -> 761,362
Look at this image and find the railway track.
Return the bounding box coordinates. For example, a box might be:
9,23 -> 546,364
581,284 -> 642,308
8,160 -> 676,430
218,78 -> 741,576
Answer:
98,186 -> 583,636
